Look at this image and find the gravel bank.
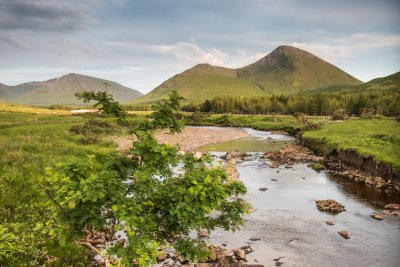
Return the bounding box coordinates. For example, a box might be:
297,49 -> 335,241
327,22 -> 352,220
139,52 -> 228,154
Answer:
156,126 -> 250,152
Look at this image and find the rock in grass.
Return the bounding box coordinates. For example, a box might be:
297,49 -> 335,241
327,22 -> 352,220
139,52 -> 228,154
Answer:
338,230 -> 350,239
316,199 -> 345,214
371,212 -> 384,220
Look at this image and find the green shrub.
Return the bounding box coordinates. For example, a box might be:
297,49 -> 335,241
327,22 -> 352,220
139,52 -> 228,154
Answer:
331,109 -> 347,120
215,114 -> 233,126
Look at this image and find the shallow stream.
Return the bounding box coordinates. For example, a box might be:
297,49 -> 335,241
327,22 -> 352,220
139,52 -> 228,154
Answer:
199,127 -> 400,267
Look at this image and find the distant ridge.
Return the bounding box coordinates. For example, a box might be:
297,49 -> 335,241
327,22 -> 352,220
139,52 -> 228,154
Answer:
351,71 -> 400,91
134,45 -> 362,104
0,73 -> 143,105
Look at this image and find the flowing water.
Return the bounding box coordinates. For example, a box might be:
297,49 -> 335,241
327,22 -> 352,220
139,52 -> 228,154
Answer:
199,127 -> 400,267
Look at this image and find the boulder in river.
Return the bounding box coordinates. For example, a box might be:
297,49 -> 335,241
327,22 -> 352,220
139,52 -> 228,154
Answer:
198,229 -> 210,238
259,187 -> 268,191
371,212 -> 384,220
315,199 -> 345,214
338,230 -> 350,239
233,249 -> 246,260
224,150 -> 246,161
325,221 -> 335,225
241,244 -> 254,254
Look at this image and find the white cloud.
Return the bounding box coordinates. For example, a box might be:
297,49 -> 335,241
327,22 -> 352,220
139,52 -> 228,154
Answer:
292,33 -> 400,62
148,42 -> 229,66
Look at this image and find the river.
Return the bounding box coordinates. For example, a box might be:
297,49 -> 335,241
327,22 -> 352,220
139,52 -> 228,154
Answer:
199,127 -> 400,267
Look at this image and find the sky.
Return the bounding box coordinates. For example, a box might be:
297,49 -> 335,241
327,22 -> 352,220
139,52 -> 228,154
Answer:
0,0 -> 399,94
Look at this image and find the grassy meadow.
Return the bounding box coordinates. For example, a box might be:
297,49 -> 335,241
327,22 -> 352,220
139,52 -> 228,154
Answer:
303,118 -> 400,171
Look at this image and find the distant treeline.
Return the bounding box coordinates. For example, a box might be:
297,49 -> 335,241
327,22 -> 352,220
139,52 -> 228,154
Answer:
181,89 -> 400,116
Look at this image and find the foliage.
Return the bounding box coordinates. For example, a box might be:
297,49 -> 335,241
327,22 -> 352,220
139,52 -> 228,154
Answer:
196,88 -> 400,116
181,104 -> 198,112
200,100 -> 212,112
33,90 -> 247,266
187,111 -> 204,124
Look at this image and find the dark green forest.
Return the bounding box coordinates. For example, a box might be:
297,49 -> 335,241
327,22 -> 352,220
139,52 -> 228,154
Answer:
180,89 -> 400,116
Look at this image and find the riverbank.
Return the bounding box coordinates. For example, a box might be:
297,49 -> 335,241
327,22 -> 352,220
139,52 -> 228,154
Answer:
301,119 -> 400,194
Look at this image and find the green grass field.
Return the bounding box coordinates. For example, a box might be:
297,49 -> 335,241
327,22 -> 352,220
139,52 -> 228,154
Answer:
0,102 -> 71,115
303,119 -> 400,171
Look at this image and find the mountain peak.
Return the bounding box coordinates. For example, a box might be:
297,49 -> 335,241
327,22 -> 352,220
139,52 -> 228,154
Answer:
236,45 -> 361,92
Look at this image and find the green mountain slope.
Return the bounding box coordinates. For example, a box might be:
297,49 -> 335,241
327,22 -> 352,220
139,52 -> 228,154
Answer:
135,64 -> 266,104
309,71 -> 400,93
134,45 -> 362,104
0,73 -> 143,105
351,71 -> 400,91
236,45 -> 362,94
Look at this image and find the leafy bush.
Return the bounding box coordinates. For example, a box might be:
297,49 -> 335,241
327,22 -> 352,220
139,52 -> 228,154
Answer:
35,91 -> 248,266
331,109 -> 347,120
188,111 -> 204,124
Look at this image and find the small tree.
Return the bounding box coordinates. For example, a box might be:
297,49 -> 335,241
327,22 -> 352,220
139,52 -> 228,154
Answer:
200,99 -> 212,113
38,91 -> 247,266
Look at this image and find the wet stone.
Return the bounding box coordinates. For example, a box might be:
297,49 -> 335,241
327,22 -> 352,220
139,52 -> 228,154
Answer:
198,229 -> 209,238
315,199 -> 345,214
371,212 -> 384,220
259,187 -> 268,191
338,230 -> 350,239
325,221 -> 335,225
